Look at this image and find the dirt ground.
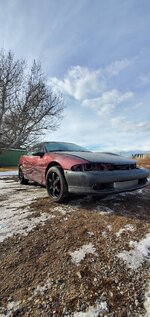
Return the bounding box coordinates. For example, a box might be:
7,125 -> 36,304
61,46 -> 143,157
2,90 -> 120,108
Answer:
0,174 -> 150,317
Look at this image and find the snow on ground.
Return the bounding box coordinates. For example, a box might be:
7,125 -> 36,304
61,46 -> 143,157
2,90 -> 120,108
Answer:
117,233 -> 150,270
94,205 -> 114,214
1,176 -> 150,316
53,204 -> 80,216
33,278 -> 52,297
0,170 -> 18,176
0,206 -> 54,242
73,301 -> 109,317
0,301 -> 21,317
0,178 -> 53,242
144,280 -> 150,316
102,224 -> 112,237
115,224 -> 135,237
69,243 -> 98,266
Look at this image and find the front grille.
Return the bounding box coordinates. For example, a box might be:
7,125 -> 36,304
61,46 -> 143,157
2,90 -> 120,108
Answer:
94,163 -> 136,171
111,164 -> 136,171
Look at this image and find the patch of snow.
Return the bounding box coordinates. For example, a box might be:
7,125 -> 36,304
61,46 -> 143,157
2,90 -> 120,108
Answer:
0,179 -> 53,242
70,243 -> 98,266
0,170 -> 18,176
116,224 -> 135,237
53,205 -> 77,215
137,189 -> 144,194
0,207 -> 54,242
73,301 -> 109,317
107,225 -> 112,231
53,197 -> 90,215
0,301 -> 21,317
122,190 -> 140,197
87,231 -> 94,237
102,225 -> 112,237
102,231 -> 107,237
94,205 -> 114,214
144,280 -> 150,316
33,278 -> 52,297
119,188 -> 145,198
117,233 -> 150,270
0,179 -> 46,199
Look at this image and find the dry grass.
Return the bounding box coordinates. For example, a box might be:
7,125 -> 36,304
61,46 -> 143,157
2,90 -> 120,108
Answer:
136,157 -> 150,169
0,167 -> 17,172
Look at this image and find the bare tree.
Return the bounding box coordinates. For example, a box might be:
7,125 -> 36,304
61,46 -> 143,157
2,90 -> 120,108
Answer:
0,50 -> 63,149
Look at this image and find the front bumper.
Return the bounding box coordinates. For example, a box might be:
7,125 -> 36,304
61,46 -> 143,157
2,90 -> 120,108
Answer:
64,168 -> 149,195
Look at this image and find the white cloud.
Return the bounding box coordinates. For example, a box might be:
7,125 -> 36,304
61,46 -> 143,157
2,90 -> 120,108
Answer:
47,60 -> 150,152
111,117 -> 150,132
48,59 -> 132,101
132,102 -> 144,109
138,73 -> 150,87
105,59 -> 132,76
45,100 -> 150,152
49,66 -> 104,100
82,89 -> 134,115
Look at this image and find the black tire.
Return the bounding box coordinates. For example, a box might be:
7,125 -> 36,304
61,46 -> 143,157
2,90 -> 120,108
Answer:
18,166 -> 28,185
46,166 -> 68,203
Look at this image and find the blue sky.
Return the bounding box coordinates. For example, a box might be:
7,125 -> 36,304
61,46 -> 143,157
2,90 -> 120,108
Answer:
0,0 -> 150,152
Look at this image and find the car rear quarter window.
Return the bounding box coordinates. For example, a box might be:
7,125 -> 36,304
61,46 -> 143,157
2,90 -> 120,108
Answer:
27,144 -> 45,156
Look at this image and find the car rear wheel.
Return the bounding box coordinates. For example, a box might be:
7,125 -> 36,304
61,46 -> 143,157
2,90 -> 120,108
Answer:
18,166 -> 28,185
46,166 -> 68,203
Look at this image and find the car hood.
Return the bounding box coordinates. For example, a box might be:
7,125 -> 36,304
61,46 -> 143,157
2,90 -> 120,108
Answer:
55,151 -> 136,165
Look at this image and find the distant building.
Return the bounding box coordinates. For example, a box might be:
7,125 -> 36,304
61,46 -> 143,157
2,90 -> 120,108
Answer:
132,153 -> 150,159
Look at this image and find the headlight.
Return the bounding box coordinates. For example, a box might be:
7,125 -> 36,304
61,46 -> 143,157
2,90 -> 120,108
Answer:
71,164 -> 84,171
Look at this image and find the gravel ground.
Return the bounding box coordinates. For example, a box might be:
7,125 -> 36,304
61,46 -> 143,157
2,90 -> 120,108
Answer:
0,176 -> 150,317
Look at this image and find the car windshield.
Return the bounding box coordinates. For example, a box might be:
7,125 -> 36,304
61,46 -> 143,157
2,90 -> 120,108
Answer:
45,142 -> 90,152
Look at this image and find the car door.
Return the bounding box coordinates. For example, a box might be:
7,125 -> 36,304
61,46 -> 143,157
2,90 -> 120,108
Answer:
30,144 -> 46,184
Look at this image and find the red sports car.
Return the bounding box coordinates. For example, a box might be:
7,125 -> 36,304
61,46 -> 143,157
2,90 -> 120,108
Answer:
18,142 -> 149,202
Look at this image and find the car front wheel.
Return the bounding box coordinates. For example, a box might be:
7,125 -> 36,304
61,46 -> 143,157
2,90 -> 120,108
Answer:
46,166 -> 68,203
